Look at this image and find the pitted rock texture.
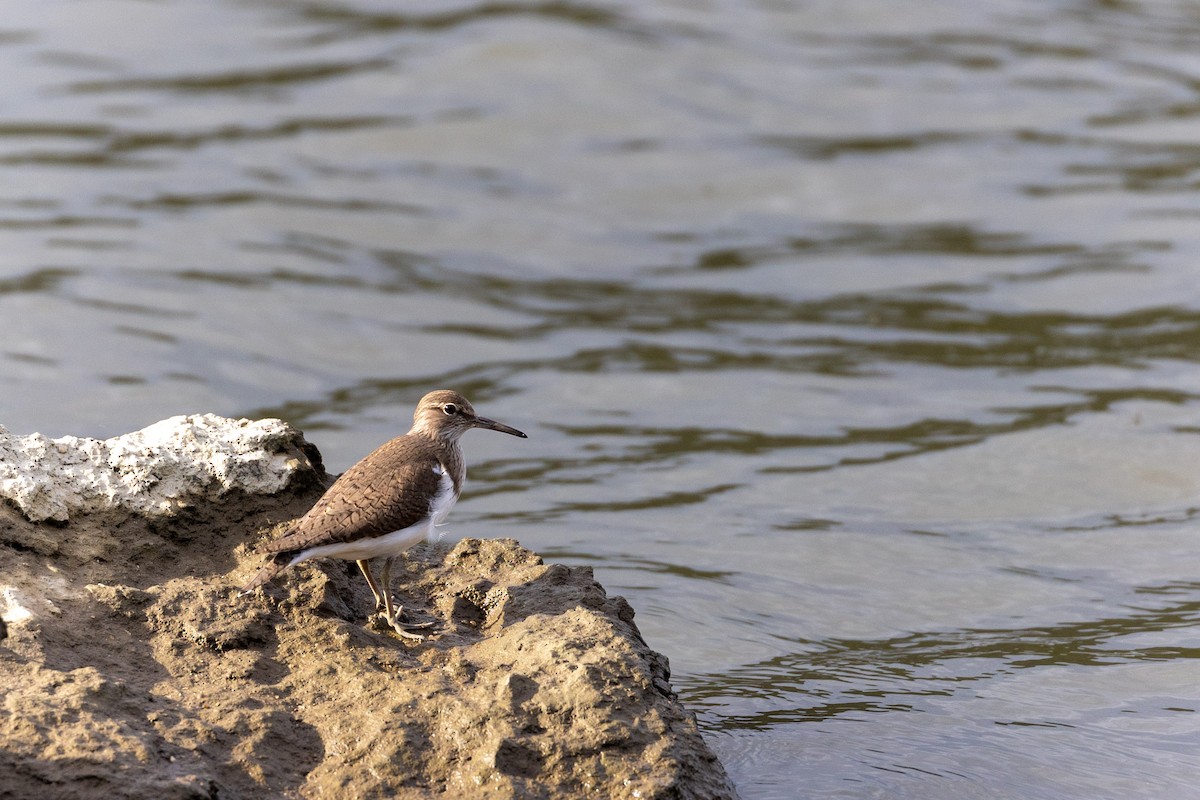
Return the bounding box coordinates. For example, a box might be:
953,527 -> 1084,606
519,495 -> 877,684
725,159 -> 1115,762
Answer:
0,420 -> 737,800
0,415 -> 322,523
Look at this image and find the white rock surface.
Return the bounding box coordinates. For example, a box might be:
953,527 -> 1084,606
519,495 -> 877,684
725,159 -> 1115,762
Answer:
0,414 -> 314,523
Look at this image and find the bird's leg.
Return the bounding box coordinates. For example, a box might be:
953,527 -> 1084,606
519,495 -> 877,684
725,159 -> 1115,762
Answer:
356,559 -> 386,612
378,556 -> 433,640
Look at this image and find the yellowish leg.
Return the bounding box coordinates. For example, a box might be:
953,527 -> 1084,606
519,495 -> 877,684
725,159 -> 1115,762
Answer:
356,559 -> 386,611
377,557 -> 432,640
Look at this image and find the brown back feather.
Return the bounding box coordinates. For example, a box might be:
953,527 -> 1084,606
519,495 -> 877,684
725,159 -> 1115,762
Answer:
259,433 -> 458,557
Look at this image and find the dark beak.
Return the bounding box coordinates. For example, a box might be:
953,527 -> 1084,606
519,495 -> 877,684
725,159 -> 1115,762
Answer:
473,416 -> 528,438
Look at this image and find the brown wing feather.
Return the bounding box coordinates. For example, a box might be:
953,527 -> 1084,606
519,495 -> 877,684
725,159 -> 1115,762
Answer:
259,435 -> 444,556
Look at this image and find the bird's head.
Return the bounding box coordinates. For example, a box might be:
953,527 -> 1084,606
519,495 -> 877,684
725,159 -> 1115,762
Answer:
411,389 -> 527,442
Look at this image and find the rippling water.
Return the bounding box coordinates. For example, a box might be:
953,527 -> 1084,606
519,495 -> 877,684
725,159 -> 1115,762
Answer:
4,1 -> 1200,797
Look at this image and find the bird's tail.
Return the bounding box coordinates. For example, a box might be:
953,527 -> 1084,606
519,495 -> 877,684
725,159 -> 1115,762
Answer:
238,553 -> 289,596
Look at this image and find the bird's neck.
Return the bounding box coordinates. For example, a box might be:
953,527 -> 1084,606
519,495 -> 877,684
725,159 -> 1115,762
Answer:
432,437 -> 466,495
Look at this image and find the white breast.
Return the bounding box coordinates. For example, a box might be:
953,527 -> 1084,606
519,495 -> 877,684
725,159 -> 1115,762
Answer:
427,463 -> 458,531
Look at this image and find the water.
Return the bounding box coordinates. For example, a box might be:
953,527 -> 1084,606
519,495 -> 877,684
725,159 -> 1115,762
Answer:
3,1 -> 1200,797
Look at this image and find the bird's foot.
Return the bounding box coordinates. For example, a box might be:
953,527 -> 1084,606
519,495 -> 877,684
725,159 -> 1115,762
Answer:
374,606 -> 436,641
389,620 -> 428,641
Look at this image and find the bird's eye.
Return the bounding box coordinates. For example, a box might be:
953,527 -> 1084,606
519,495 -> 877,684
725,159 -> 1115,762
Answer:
442,403 -> 459,415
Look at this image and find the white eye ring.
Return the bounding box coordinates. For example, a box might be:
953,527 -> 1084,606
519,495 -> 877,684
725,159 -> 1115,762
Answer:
443,403 -> 459,415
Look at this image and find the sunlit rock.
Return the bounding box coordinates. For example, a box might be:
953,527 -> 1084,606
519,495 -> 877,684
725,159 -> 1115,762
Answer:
0,415 -> 736,799
0,414 -> 319,523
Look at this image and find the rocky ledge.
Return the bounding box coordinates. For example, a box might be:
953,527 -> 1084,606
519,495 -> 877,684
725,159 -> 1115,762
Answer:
0,416 -> 736,799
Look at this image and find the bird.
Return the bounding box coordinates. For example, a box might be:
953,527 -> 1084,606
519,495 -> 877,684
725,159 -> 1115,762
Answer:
239,389 -> 527,639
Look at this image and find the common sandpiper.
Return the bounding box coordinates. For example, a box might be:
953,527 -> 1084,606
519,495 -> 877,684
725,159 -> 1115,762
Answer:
240,389 -> 527,639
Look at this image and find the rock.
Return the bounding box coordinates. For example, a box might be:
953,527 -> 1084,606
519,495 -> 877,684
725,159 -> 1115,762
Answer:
0,416 -> 737,799
0,415 -> 323,524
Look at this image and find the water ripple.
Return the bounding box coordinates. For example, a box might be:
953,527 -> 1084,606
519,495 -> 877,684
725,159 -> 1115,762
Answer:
681,581 -> 1200,730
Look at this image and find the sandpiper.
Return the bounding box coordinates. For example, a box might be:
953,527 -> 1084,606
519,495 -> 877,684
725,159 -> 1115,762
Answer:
240,389 -> 527,639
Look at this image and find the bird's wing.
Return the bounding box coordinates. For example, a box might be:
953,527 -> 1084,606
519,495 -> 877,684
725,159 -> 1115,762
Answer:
259,438 -> 444,555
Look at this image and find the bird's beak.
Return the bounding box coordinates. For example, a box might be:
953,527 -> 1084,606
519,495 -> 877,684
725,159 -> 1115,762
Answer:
473,416 -> 528,438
